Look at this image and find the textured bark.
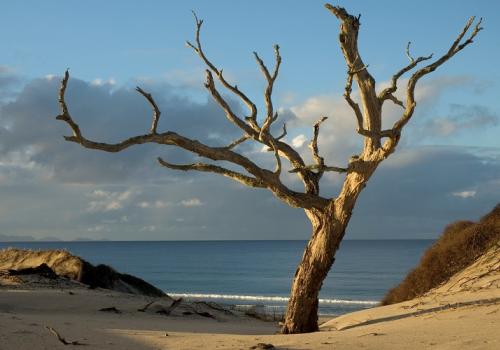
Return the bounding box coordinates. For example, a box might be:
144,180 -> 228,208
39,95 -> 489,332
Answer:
283,155 -> 381,333
56,4 -> 481,335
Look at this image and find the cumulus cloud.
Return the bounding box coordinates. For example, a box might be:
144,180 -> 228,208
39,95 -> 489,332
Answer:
86,189 -> 134,212
418,104 -> 498,138
0,75 -> 244,184
0,72 -> 498,241
0,65 -> 21,101
291,134 -> 307,148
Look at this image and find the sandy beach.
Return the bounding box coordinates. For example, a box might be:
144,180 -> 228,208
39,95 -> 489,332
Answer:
1,243 -> 498,350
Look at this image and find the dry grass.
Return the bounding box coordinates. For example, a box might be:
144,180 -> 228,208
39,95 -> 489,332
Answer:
382,204 -> 500,305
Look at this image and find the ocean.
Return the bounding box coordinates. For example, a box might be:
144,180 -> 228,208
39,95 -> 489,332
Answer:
0,240 -> 433,316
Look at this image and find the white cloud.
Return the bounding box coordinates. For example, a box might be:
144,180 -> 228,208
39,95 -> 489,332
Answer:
140,225 -> 157,232
180,198 -> 204,207
451,190 -> 477,199
292,134 -> 307,148
90,78 -> 116,86
86,189 -> 133,212
137,200 -> 170,209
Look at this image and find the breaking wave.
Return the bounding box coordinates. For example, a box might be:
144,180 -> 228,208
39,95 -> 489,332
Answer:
167,292 -> 379,305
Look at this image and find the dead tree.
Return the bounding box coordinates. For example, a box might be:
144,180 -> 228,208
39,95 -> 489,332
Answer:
56,4 -> 482,334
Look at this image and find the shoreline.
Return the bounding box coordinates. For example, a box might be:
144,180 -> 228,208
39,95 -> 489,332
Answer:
1,243 -> 498,349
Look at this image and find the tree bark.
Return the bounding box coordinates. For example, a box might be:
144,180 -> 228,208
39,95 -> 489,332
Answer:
282,158 -> 380,334
281,209 -> 342,333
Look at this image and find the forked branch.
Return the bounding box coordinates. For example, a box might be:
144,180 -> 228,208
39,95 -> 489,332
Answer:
185,11 -> 319,194
390,16 -> 483,137
289,117 -> 347,176
378,42 -> 433,106
186,12 -> 258,127
56,71 -> 327,210
254,45 -> 282,139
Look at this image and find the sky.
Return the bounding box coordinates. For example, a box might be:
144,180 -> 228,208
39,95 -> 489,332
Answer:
0,0 -> 499,241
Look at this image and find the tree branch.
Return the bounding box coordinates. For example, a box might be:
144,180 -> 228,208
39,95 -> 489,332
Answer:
203,70 -> 254,134
56,72 -> 326,210
55,70 -> 82,140
289,116 -> 348,175
276,123 -> 287,141
223,134 -> 251,150
378,41 -> 433,105
254,45 -> 282,140
325,4 -> 382,152
391,16 -> 483,135
157,158 -> 266,188
343,69 -> 364,136
289,164 -> 347,174
185,14 -> 320,194
310,116 -> 327,177
186,12 -> 258,128
136,86 -> 161,134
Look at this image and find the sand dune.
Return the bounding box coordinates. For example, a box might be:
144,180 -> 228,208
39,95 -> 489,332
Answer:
1,243 -> 499,349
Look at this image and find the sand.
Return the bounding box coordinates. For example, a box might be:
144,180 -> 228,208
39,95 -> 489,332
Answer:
1,244 -> 499,350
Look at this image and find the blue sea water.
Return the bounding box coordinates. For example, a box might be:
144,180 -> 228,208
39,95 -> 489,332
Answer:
0,240 -> 433,316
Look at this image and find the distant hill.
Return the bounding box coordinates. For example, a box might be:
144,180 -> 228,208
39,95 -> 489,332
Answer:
0,234 -> 36,242
0,234 -> 106,242
382,204 -> 500,305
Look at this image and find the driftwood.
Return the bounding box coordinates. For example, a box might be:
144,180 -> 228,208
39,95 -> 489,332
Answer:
250,343 -> 275,350
45,326 -> 86,346
156,298 -> 183,315
137,300 -> 155,312
98,306 -> 122,314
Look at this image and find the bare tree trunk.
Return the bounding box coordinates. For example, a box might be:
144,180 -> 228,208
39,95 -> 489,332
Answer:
281,210 -> 343,333
54,4 -> 482,336
282,166 -> 377,334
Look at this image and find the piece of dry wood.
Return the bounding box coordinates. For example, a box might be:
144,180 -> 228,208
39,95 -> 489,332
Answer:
98,306 -> 121,314
137,300 -> 155,312
45,326 -> 86,346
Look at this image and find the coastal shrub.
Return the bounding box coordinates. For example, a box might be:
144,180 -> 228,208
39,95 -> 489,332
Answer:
382,204 -> 500,305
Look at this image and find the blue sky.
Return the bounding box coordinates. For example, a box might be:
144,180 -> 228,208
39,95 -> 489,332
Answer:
0,1 -> 498,240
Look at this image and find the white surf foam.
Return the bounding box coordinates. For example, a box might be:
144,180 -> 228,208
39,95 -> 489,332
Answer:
167,292 -> 378,305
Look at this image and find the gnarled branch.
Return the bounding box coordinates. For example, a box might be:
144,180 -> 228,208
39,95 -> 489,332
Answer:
56,72 -> 327,210
326,4 -> 382,152
185,12 -> 319,194
157,158 -> 266,188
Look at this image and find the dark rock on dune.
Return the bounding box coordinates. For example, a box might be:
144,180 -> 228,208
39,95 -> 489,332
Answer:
78,261 -> 165,297
0,248 -> 165,297
8,263 -> 58,279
